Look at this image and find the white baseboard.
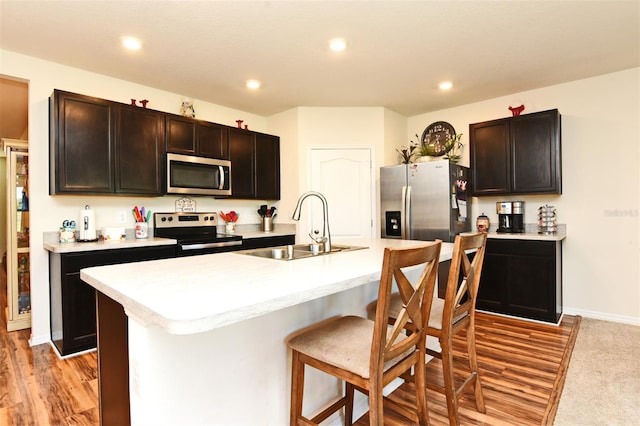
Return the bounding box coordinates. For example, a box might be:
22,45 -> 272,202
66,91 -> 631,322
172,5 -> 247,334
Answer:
29,333 -> 51,347
562,307 -> 640,326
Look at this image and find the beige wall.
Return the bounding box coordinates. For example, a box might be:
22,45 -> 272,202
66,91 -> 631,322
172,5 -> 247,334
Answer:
408,68 -> 640,324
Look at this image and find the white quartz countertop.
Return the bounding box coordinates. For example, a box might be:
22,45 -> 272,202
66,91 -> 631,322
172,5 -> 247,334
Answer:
43,236 -> 178,253
42,226 -> 295,253
80,238 -> 453,335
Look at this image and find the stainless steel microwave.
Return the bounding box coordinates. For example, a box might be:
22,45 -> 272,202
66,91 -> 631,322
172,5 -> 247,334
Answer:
166,153 -> 231,196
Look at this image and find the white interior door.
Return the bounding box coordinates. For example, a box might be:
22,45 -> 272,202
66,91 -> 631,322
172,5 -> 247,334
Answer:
306,148 -> 373,242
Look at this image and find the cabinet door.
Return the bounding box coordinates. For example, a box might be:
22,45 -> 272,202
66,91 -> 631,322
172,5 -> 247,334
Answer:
511,109 -> 561,194
476,251 -> 507,312
506,252 -> 556,320
166,115 -> 196,154
50,90 -> 114,193
228,128 -> 255,198
166,116 -> 228,159
255,133 -> 280,200
63,272 -> 98,353
470,118 -> 511,195
115,106 -> 164,195
198,121 -> 228,159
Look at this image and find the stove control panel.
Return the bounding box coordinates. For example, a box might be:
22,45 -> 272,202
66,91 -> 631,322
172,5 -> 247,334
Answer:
154,212 -> 218,228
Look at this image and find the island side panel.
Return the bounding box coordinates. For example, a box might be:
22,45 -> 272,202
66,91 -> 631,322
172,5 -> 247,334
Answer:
96,291 -> 131,425
126,281 -> 381,425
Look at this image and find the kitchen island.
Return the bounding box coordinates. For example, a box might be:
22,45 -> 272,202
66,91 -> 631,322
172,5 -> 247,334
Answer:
80,237 -> 453,425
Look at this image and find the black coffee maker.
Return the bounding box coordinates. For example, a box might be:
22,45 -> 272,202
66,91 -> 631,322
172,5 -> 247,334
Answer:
496,201 -> 525,233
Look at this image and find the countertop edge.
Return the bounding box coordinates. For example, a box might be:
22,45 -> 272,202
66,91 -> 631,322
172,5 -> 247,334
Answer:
485,223 -> 566,241
43,224 -> 297,253
43,236 -> 178,253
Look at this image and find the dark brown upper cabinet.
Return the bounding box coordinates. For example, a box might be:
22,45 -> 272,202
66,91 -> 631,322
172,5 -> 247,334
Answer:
228,128 -> 280,200
166,115 -> 228,159
51,89 -> 281,199
50,90 -> 114,194
50,90 -> 164,196
114,105 -> 164,195
470,109 -> 561,196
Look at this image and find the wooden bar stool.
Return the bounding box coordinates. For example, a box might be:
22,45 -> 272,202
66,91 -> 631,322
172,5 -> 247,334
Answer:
366,232 -> 488,425
287,241 -> 442,425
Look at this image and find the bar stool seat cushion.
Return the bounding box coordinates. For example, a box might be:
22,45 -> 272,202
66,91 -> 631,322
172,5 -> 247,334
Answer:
288,315 -> 412,379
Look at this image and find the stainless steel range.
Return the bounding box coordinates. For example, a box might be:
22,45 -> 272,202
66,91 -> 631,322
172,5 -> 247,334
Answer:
153,212 -> 243,256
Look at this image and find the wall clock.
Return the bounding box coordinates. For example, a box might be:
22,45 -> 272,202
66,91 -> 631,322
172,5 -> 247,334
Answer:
421,121 -> 456,156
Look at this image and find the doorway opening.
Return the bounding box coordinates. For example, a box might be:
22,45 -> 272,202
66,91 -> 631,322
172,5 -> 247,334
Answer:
1,75 -> 30,331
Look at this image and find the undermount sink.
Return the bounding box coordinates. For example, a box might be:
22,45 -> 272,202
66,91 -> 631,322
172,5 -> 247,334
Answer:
239,243 -> 367,261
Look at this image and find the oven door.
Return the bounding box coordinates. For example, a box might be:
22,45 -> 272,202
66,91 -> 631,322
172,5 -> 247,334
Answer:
167,153 -> 231,196
177,235 -> 243,257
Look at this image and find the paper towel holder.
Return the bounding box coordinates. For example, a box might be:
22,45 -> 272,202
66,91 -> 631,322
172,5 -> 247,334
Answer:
78,204 -> 99,242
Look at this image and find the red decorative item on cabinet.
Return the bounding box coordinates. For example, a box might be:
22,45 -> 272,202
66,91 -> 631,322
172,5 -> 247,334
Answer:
508,104 -> 525,116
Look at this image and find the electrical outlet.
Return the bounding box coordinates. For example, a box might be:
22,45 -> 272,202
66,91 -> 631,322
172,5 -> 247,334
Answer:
118,210 -> 127,224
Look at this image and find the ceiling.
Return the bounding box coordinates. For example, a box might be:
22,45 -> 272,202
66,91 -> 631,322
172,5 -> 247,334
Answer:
0,77 -> 28,141
0,1 -> 638,117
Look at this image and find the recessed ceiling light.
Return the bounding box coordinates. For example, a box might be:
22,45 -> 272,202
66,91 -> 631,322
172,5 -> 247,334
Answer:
329,38 -> 347,52
439,81 -> 453,90
121,36 -> 142,51
246,80 -> 261,90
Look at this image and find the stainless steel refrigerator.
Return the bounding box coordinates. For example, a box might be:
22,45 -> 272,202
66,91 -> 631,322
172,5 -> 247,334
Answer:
380,159 -> 471,242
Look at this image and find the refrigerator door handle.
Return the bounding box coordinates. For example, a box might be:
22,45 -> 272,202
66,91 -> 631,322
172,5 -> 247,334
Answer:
403,185 -> 412,240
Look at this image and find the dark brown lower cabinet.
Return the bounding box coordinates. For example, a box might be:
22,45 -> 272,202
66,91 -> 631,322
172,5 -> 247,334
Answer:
477,238 -> 562,323
49,245 -> 176,357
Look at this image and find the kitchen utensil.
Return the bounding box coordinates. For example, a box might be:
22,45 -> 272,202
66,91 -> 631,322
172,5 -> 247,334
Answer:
261,216 -> 274,232
220,211 -> 239,223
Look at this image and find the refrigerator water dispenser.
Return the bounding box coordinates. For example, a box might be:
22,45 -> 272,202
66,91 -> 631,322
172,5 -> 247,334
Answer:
385,211 -> 402,237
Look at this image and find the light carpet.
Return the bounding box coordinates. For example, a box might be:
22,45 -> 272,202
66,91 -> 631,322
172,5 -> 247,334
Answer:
554,317 -> 640,425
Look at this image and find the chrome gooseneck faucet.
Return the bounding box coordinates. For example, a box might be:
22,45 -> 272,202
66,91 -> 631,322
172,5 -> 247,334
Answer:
292,191 -> 331,253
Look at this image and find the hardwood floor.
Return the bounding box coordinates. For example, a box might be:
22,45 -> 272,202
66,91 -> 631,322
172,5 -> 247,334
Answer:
0,263 -> 579,425
0,268 -> 99,425
355,313 -> 581,425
